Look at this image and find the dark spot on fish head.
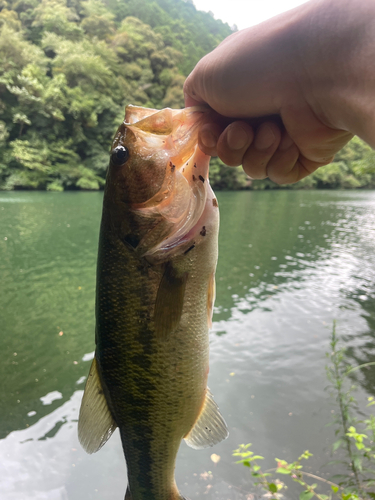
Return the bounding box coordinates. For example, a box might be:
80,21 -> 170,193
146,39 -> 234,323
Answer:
212,198 -> 218,207
200,226 -> 206,237
199,175 -> 205,183
122,233 -> 140,249
184,243 -> 195,255
194,163 -> 197,168
192,175 -> 196,181
171,164 -> 176,172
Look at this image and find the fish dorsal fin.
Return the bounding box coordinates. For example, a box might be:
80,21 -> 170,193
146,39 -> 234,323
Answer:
184,388 -> 229,449
154,263 -> 188,340
78,356 -> 117,454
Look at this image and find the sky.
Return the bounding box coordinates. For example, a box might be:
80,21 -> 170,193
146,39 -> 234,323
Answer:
192,0 -> 310,30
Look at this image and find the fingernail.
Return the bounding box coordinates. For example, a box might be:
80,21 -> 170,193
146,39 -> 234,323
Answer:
200,130 -> 217,149
279,133 -> 294,151
254,124 -> 275,151
227,125 -> 249,150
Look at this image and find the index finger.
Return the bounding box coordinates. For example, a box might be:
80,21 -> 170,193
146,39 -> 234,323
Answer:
184,91 -> 204,108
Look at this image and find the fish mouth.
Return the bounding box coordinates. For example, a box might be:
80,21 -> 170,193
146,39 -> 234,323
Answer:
125,106 -> 213,261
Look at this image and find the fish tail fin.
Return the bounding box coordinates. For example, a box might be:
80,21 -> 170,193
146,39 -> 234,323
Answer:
124,487 -> 189,500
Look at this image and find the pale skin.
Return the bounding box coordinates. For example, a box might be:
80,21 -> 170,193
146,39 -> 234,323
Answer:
183,0 -> 375,184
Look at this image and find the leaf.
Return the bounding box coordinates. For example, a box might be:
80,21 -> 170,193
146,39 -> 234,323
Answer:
331,486 -> 339,493
269,484 -> 278,493
352,455 -> 363,472
299,491 -> 314,500
333,439 -> 344,451
326,460 -> 347,466
341,494 -> 354,500
276,468 -> 290,475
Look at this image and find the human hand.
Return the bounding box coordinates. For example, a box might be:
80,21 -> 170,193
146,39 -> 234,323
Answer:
183,0 -> 375,184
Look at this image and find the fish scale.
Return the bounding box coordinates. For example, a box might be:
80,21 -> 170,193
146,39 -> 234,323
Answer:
78,106 -> 228,500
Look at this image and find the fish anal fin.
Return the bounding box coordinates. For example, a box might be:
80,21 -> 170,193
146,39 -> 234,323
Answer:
184,388 -> 228,450
78,356 -> 117,454
154,263 -> 188,341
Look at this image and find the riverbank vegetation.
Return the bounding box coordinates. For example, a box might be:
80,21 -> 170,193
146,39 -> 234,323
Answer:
1,0 -> 374,191
234,324 -> 375,499
0,0 -> 231,190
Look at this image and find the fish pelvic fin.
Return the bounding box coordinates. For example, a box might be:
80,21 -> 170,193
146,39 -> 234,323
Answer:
184,388 -> 229,450
78,356 -> 117,454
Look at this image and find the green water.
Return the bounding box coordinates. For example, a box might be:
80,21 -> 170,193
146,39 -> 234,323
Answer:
1,190 -> 375,499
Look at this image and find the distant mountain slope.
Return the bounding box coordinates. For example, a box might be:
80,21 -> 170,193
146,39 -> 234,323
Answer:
0,0 -> 232,190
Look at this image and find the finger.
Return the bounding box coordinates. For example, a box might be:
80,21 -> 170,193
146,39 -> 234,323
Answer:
216,121 -> 254,167
184,93 -> 204,108
241,122 -> 281,179
281,102 -> 353,162
267,151 -> 332,184
266,132 -> 330,184
198,123 -> 225,156
184,72 -> 208,108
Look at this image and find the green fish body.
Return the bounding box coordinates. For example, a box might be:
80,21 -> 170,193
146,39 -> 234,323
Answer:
78,106 -> 228,500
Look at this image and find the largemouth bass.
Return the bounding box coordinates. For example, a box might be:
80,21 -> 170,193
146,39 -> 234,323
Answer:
78,105 -> 228,500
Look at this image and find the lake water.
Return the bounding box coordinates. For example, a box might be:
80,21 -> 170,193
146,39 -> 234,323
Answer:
1,190 -> 375,500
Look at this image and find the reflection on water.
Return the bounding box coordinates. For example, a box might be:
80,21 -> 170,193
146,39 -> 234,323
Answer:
1,190 -> 375,499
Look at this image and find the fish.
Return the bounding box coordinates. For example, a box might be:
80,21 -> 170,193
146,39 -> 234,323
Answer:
78,105 -> 228,500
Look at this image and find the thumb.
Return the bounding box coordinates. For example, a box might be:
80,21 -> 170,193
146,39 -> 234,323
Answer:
183,72 -> 207,108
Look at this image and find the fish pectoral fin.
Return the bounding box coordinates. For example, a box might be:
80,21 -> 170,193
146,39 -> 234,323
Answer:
78,356 -> 117,454
184,388 -> 229,449
154,263 -> 188,340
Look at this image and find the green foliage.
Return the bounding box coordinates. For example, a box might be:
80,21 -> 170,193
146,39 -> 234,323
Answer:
325,323 -> 375,495
1,0 -> 373,191
234,323 -> 375,500
233,444 -> 353,500
0,0 -> 232,190
209,156 -> 250,191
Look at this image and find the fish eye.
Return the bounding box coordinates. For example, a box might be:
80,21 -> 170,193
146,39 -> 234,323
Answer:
111,145 -> 129,166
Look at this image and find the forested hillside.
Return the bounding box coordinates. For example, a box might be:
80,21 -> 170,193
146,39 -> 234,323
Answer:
0,0 -> 232,190
0,0 -> 374,191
